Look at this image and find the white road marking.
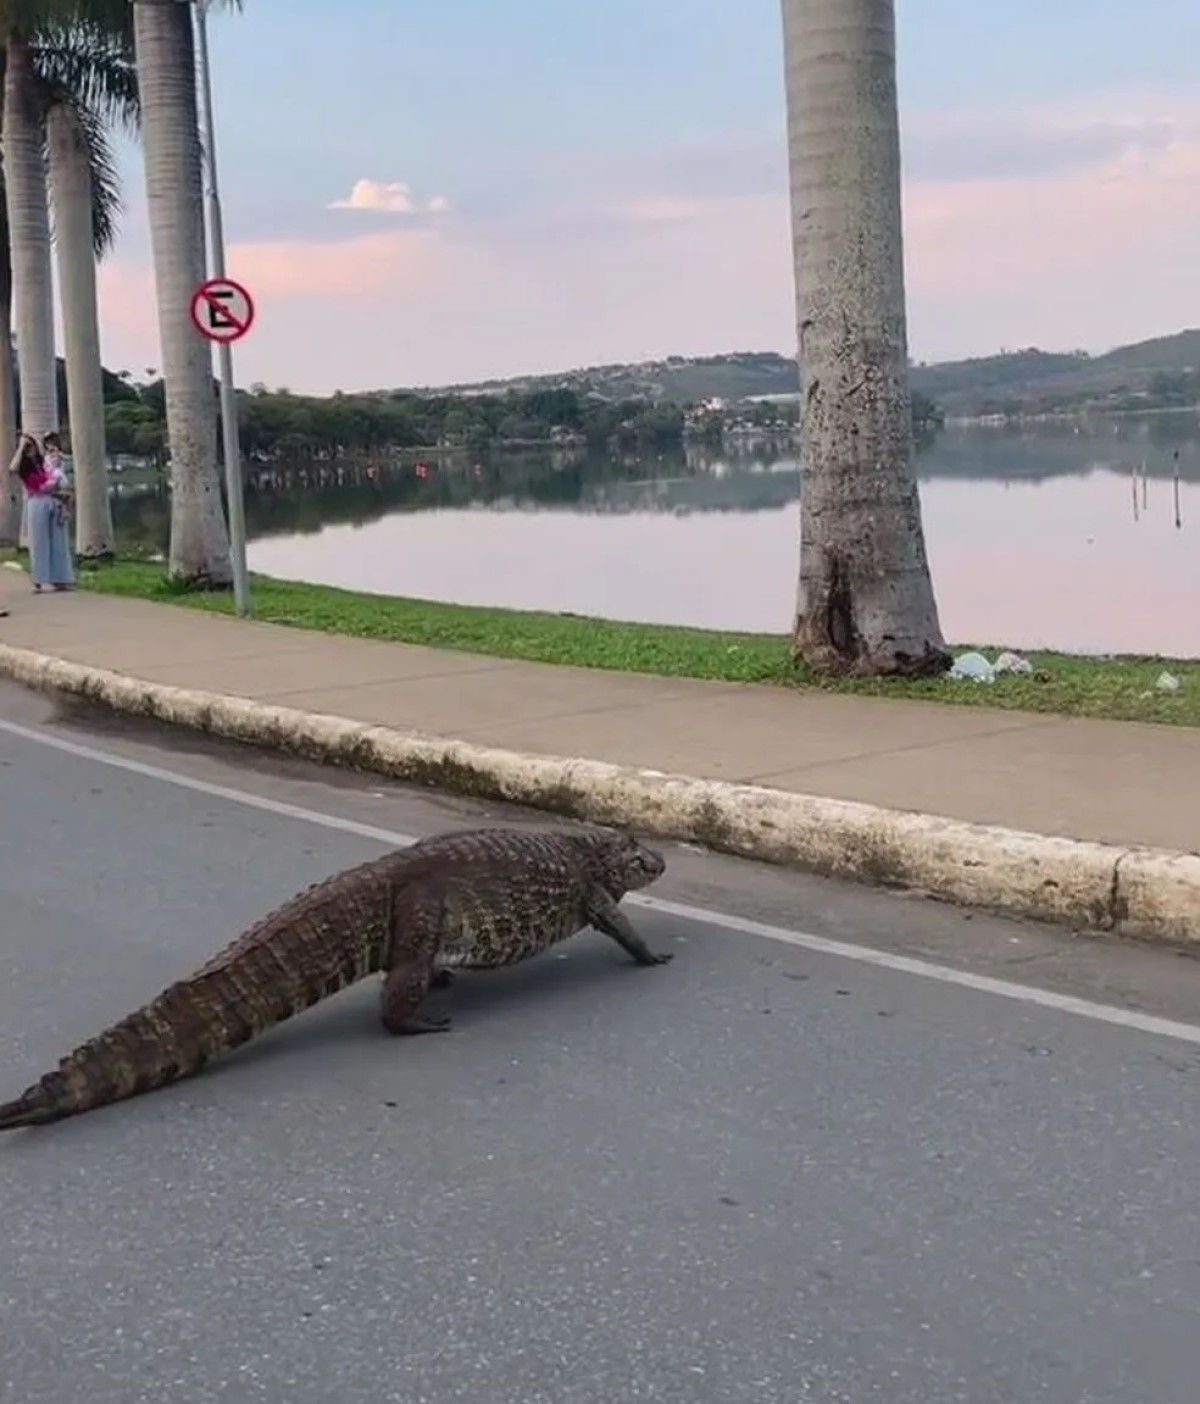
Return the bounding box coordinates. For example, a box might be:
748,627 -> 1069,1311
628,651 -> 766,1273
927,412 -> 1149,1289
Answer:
638,895 -> 1200,1046
0,715 -> 409,844
3,712 -> 1200,1048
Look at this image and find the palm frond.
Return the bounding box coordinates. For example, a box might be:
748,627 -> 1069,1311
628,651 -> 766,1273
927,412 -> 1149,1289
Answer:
30,16 -> 138,258
39,100 -> 122,256
31,19 -> 138,135
74,100 -> 120,255
5,1 -> 132,30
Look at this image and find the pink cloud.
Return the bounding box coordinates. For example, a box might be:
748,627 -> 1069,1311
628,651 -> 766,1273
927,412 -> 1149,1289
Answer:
98,195 -> 794,392
97,228 -> 460,384
96,94 -> 1200,390
903,96 -> 1200,356
230,228 -> 446,299
908,127 -> 1200,289
618,196 -> 706,225
95,259 -> 156,356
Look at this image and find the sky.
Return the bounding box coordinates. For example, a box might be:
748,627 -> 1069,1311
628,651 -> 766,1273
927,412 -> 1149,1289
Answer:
92,0 -> 1200,395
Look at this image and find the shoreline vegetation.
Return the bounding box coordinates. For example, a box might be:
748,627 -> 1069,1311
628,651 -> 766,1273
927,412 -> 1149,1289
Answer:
70,329 -> 1200,468
106,380 -> 942,465
3,551 -> 1196,727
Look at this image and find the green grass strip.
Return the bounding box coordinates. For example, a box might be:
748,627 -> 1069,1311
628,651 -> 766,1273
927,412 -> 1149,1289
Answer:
4,551 -> 1197,727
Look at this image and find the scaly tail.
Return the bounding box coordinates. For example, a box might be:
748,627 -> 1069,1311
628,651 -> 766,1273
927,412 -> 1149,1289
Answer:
0,976 -> 224,1128
0,902 -> 391,1130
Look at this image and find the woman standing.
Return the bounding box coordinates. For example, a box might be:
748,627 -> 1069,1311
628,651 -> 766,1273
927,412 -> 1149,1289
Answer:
7,433 -> 75,592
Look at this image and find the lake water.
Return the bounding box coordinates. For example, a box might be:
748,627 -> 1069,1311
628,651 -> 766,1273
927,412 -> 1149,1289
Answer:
112,414 -> 1200,658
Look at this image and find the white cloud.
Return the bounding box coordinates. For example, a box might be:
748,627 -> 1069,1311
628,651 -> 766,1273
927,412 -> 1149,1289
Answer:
328,179 -> 449,216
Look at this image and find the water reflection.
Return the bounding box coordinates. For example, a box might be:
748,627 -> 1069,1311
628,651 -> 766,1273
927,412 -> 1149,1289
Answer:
111,415 -> 1200,657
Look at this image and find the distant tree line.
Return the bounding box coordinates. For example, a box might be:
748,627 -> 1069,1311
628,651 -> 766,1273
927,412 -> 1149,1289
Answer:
103,380 -> 691,461
1145,370 -> 1200,408
968,368 -> 1200,420
96,374 -> 944,464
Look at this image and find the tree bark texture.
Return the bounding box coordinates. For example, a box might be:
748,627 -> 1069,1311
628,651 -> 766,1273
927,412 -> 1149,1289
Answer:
48,102 -> 114,559
3,31 -> 58,438
133,0 -> 231,585
0,169 -> 17,542
782,0 -> 948,675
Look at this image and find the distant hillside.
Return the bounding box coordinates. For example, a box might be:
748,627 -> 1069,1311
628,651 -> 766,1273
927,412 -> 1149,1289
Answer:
400,329 -> 1200,418
1093,328 -> 1200,373
406,352 -> 801,405
909,329 -> 1200,416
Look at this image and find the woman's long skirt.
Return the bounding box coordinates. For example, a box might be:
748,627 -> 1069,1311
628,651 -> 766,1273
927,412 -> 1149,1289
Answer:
27,495 -> 74,588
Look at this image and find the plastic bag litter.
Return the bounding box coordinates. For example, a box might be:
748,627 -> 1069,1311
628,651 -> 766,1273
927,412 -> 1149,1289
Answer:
1156,671 -> 1181,694
994,651 -> 1033,676
949,651 -> 995,684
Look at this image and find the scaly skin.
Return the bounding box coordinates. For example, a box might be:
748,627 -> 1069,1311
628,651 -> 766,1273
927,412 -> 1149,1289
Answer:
0,827 -> 668,1131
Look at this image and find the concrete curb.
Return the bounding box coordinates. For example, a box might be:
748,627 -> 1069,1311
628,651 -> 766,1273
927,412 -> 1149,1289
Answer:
3,643 -> 1198,947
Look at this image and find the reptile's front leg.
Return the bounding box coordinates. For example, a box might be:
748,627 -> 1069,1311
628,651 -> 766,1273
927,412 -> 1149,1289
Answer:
584,889 -> 674,966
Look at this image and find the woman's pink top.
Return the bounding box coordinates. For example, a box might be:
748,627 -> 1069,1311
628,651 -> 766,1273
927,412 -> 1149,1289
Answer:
23,464 -> 62,497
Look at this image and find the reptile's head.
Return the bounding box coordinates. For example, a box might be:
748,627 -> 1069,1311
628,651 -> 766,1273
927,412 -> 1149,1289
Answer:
590,829 -> 666,897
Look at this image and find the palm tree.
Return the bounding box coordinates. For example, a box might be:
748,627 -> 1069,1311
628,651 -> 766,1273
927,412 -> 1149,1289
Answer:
781,0 -> 948,676
0,203 -> 17,545
1,2 -> 134,550
132,0 -> 234,586
42,19 -> 139,558
3,17 -> 56,437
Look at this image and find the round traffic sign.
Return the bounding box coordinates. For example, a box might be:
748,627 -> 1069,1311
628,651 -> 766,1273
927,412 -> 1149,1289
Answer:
190,277 -> 255,344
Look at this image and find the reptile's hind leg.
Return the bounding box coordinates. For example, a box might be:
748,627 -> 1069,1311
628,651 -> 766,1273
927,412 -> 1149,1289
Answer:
380,890 -> 452,1035
380,959 -> 449,1035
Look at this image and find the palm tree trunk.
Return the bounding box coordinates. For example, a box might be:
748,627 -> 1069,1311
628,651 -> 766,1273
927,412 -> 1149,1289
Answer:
3,31 -> 57,439
47,102 -> 114,560
132,0 -> 230,585
0,313 -> 18,547
0,246 -> 19,546
782,0 -> 948,676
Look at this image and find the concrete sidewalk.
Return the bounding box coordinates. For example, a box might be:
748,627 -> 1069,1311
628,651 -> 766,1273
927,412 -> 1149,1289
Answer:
0,568 -> 1195,855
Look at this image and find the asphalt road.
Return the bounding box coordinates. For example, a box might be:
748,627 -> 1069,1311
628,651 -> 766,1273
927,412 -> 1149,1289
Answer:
2,678 -> 1199,1404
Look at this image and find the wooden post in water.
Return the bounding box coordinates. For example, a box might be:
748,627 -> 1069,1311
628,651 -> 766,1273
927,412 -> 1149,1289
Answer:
1173,450 -> 1182,530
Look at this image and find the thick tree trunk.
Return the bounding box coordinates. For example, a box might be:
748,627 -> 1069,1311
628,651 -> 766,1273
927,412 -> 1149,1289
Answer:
3,31 -> 57,439
133,0 -> 231,585
47,103 -> 114,560
0,191 -> 19,545
0,308 -> 18,546
782,0 -> 948,676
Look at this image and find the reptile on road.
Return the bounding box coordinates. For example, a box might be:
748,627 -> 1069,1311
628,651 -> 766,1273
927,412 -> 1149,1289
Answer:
0,826 -> 669,1130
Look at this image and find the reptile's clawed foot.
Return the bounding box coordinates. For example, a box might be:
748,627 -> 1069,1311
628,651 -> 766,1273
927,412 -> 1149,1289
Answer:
638,951 -> 674,966
387,1013 -> 453,1036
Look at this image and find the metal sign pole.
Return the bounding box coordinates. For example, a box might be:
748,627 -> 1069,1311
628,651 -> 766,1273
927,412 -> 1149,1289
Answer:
194,0 -> 250,617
